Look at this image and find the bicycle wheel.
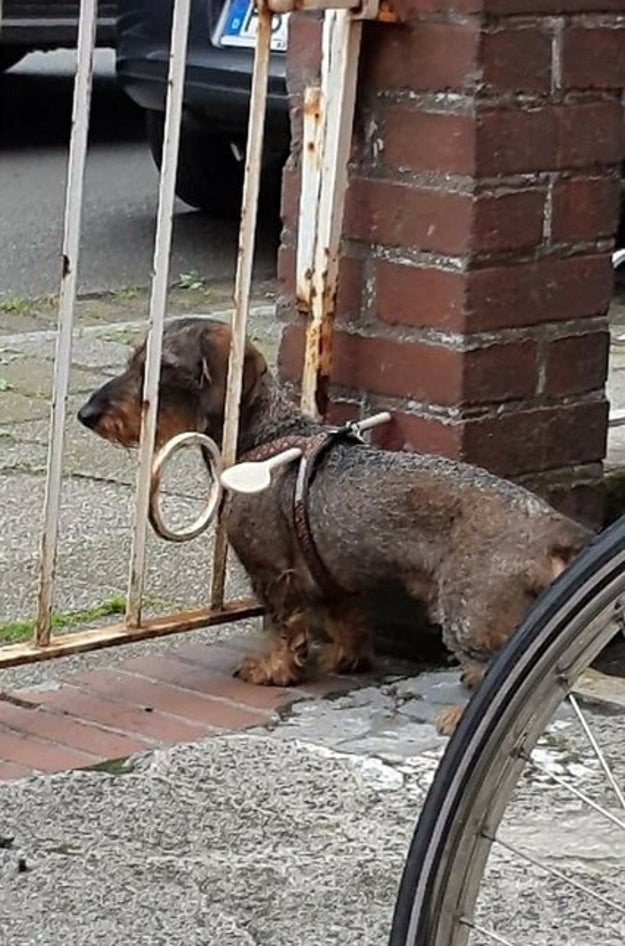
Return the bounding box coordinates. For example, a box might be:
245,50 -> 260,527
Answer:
390,515 -> 625,946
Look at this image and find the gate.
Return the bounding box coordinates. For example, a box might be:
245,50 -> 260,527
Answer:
0,0 -> 391,668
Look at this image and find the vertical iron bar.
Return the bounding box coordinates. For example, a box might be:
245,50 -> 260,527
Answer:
126,0 -> 192,627
210,5 -> 274,609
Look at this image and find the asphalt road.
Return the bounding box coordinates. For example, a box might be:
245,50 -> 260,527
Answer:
0,50 -> 278,298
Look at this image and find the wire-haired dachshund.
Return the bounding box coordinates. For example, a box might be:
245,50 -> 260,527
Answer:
78,317 -> 591,733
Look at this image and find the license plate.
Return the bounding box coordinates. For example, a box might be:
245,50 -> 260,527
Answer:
218,0 -> 289,52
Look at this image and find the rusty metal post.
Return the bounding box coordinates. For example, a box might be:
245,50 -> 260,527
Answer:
297,9 -> 365,419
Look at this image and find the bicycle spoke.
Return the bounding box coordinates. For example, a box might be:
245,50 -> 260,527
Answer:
521,752 -> 625,832
485,834 -> 625,915
459,917 -> 516,946
567,692 -> 625,810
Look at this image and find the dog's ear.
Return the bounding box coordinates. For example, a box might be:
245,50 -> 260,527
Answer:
159,337 -> 208,391
198,324 -> 267,418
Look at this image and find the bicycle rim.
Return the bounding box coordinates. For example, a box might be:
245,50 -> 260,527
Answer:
390,516 -> 625,946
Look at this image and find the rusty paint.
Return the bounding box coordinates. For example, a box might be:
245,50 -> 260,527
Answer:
303,87 -> 322,120
61,254 -> 71,278
377,1 -> 397,20
0,599 -> 264,669
210,493 -> 232,611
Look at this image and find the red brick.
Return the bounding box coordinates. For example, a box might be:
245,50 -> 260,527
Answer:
543,331 -> 609,398
476,108 -> 556,176
282,325 -> 466,403
279,321 -> 306,381
473,190 -> 545,253
371,410 -> 463,458
476,103 -> 624,176
325,400 -> 361,425
390,0 -> 483,16
164,643 -> 245,673
277,244 -> 295,296
382,109 -> 475,175
28,688 -> 213,745
0,729 -> 97,773
361,20 -> 479,91
376,262 -> 468,332
66,669 -> 270,730
280,161 -> 300,232
484,0 -> 625,13
552,176 -> 621,243
174,642 -> 361,700
336,256 -> 365,323
330,332 -> 465,404
464,341 -> 538,402
466,254 -> 614,331
481,27 -> 552,93
0,703 -> 149,760
0,761 -> 32,781
118,653 -> 293,711
284,322 -> 535,405
286,14 -> 322,89
563,26 -> 625,89
462,400 -> 609,476
344,178 -> 472,255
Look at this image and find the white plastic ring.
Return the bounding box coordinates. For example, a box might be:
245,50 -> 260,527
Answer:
149,432 -> 223,543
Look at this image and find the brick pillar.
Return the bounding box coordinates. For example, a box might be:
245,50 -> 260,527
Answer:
278,4 -> 625,529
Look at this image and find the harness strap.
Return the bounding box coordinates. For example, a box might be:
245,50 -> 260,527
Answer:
241,428 -> 362,598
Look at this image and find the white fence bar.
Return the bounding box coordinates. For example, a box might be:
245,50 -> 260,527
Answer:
35,0 -> 98,645
126,0 -> 192,627
299,9 -> 364,419
296,85 -> 324,309
210,5 -> 274,610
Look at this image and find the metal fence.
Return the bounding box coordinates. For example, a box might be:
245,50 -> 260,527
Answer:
1,0 -> 619,668
0,0 -> 381,669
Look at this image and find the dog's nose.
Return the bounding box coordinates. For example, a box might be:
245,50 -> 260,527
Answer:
77,401 -> 100,430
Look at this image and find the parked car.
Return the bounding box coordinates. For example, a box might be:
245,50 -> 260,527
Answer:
0,1 -> 117,72
116,0 -> 290,218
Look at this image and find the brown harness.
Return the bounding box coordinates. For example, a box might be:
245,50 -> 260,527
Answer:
241,426 -> 363,598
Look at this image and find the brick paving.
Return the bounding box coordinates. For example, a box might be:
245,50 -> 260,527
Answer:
0,637 -> 364,781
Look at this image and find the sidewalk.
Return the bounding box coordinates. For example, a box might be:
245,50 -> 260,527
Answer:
0,632 -> 452,781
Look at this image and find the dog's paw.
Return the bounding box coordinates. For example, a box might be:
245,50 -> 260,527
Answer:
235,654 -> 300,687
319,644 -> 373,676
460,663 -> 486,691
436,705 -> 465,736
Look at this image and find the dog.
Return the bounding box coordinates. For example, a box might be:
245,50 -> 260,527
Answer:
78,317 -> 592,733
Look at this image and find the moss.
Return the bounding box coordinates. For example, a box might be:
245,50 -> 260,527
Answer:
0,596 -> 127,644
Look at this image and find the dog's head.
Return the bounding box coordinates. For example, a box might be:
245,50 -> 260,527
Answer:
77,317 -> 268,448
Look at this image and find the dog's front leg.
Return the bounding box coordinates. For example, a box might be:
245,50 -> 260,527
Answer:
237,609 -> 311,687
319,596 -> 373,675
235,568 -> 312,686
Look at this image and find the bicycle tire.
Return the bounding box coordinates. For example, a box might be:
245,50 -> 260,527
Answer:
389,515 -> 625,946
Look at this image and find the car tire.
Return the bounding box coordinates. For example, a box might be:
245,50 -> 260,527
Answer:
145,109 -> 245,219
0,49 -> 26,73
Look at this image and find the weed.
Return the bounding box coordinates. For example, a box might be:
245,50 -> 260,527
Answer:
0,296 -> 31,315
0,595 -> 127,644
112,286 -> 140,302
177,270 -> 205,291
